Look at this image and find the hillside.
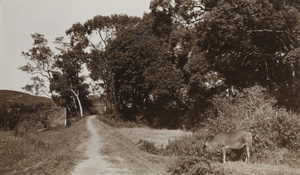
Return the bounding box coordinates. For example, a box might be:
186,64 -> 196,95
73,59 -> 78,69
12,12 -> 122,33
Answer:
0,90 -> 54,106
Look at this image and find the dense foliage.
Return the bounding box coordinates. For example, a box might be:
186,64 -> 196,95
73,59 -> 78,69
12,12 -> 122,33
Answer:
79,0 -> 299,128
0,103 -> 52,131
21,1 -> 300,127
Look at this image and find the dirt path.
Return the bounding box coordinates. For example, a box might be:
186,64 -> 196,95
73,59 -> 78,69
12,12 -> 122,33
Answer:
72,115 -> 128,175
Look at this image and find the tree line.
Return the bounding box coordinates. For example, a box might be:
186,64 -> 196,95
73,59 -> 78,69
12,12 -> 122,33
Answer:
21,0 -> 300,128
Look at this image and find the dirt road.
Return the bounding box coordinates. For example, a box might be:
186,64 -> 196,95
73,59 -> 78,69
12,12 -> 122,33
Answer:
71,115 -> 170,175
72,115 -> 128,175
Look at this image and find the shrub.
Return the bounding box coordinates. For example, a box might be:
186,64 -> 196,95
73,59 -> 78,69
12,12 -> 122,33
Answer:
136,139 -> 161,155
14,112 -> 50,136
208,85 -> 277,132
165,85 -> 300,174
168,156 -> 217,175
97,114 -> 146,128
162,132 -> 210,157
208,85 -> 290,163
272,109 -> 300,152
159,131 -> 227,174
1,103 -> 53,132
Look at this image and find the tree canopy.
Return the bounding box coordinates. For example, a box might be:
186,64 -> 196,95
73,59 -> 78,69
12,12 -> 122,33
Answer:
21,0 -> 300,127
20,34 -> 91,117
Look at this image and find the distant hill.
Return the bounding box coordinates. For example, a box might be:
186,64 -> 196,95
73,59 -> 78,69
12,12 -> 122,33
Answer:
0,90 -> 55,106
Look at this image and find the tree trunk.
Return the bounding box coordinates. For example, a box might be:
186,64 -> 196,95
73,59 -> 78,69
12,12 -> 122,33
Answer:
106,72 -> 116,114
71,89 -> 83,117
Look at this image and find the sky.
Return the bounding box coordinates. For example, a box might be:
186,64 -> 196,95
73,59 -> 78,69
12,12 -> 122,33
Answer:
0,0 -> 151,93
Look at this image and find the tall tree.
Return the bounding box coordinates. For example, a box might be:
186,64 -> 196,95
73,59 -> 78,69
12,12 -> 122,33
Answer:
65,14 -> 141,113
50,37 -> 90,117
105,16 -> 174,121
21,34 -> 91,117
105,13 -> 189,126
20,33 -> 55,96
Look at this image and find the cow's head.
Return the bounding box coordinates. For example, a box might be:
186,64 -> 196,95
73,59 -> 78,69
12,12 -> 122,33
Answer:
203,141 -> 215,153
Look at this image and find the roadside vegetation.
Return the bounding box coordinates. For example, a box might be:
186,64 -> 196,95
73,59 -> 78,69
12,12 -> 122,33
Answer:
0,117 -> 88,175
131,85 -> 300,174
0,103 -> 54,131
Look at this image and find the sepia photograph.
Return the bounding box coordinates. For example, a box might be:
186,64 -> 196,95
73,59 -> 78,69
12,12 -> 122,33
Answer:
1,0 -> 300,174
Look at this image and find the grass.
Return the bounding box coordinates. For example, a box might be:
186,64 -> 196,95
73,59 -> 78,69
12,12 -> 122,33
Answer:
0,117 -> 89,175
97,114 -> 146,128
118,127 -> 192,148
210,161 -> 300,175
0,90 -> 54,106
94,115 -> 174,175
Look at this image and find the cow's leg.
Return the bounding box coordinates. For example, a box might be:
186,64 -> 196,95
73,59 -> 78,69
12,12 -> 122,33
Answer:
222,147 -> 226,163
246,144 -> 250,164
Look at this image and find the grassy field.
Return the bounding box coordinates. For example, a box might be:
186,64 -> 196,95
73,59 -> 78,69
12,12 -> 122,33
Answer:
0,90 -> 54,106
0,117 -> 89,175
94,116 -> 173,175
118,127 -> 192,148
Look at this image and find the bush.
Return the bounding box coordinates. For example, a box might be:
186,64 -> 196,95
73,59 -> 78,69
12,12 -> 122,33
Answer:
136,139 -> 161,155
168,156 -> 218,175
0,103 -> 53,132
207,85 -> 300,164
165,85 -> 300,174
162,132 -> 209,157
97,114 -> 146,128
273,109 -> 300,151
158,131 -> 227,174
208,85 -> 276,132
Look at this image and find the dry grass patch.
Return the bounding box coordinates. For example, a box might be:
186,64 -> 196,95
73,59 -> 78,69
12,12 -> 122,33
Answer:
94,117 -> 174,175
118,127 -> 192,148
0,117 -> 89,175
210,161 -> 300,175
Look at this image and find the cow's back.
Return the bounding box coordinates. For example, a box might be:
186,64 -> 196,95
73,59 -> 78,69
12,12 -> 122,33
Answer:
211,130 -> 252,149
